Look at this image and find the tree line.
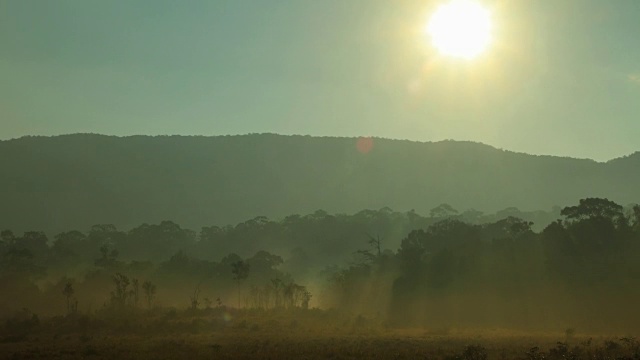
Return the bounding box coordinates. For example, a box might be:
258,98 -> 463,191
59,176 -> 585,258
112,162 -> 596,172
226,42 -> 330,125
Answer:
1,198 -> 640,331
324,198 -> 640,330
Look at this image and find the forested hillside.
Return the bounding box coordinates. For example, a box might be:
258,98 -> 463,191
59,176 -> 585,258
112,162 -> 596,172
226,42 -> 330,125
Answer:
1,134 -> 639,234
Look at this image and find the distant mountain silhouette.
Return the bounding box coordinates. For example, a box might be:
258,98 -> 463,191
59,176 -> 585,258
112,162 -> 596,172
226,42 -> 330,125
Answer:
1,133 -> 638,234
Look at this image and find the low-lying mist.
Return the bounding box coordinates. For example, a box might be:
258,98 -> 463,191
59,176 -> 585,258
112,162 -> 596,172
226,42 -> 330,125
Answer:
1,198 -> 640,335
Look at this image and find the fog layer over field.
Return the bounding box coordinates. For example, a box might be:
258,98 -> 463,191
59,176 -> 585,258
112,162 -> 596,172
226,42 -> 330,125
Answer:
2,198 -> 640,334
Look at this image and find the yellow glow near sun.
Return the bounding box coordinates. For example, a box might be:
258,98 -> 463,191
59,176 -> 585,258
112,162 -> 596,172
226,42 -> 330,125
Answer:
426,0 -> 492,59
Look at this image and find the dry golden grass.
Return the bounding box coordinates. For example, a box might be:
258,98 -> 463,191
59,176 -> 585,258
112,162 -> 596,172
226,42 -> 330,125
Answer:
1,310 -> 638,359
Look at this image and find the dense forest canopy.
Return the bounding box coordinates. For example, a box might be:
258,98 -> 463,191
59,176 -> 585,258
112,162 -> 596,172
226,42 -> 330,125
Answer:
1,134 -> 639,235
2,198 -> 640,332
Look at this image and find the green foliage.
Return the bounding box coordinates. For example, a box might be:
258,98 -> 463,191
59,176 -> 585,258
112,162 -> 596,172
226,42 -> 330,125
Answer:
231,261 -> 250,283
430,203 -> 459,219
1,197 -> 640,333
232,261 -> 250,308
95,245 -> 120,269
0,247 -> 45,280
0,230 -> 16,245
561,198 -> 624,222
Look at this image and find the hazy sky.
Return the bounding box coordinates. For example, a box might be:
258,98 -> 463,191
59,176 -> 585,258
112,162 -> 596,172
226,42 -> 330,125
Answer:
1,0 -> 639,161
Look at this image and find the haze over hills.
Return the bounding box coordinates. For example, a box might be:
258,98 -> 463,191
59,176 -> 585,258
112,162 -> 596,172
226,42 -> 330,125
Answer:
1,133 -> 639,234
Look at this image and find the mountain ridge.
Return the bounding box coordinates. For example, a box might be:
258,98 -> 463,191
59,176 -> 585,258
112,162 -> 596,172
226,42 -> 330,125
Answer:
4,132 -> 633,163
1,133 -> 638,234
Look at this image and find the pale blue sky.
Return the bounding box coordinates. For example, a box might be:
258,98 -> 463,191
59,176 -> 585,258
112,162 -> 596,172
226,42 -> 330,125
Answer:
1,0 -> 639,161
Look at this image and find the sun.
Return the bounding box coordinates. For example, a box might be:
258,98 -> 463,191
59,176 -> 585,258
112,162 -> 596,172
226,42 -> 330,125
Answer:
426,0 -> 492,59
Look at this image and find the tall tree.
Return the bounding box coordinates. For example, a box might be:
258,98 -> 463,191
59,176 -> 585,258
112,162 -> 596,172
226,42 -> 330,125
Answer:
561,198 -> 624,222
231,260 -> 250,308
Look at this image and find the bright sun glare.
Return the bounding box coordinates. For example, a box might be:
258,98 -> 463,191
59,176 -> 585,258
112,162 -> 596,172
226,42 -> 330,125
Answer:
426,0 -> 492,59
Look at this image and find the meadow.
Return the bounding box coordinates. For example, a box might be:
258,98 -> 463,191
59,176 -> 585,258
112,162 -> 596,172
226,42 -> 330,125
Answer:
2,308 -> 639,360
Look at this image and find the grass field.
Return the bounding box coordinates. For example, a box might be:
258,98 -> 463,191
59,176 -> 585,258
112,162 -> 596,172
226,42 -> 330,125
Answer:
2,309 -> 639,359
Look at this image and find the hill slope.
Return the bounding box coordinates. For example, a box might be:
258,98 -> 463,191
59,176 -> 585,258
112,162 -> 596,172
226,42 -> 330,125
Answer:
1,134 -> 638,234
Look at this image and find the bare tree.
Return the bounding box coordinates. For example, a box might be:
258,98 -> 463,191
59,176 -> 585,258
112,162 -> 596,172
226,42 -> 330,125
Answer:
111,273 -> 130,308
189,283 -> 201,310
271,278 -> 283,308
301,289 -> 312,309
62,282 -> 75,315
142,280 -> 156,309
357,233 -> 383,262
282,282 -> 311,309
130,278 -> 140,307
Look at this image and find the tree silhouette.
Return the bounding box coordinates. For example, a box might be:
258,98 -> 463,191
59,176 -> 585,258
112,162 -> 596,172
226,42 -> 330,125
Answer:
561,198 -> 624,222
95,245 -> 120,269
631,204 -> 640,230
189,283 -> 201,310
356,234 -> 383,263
231,260 -> 250,308
142,280 -> 156,309
0,230 -> 15,246
131,278 -> 139,307
429,203 -> 459,219
62,282 -> 75,315
111,273 -> 130,308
